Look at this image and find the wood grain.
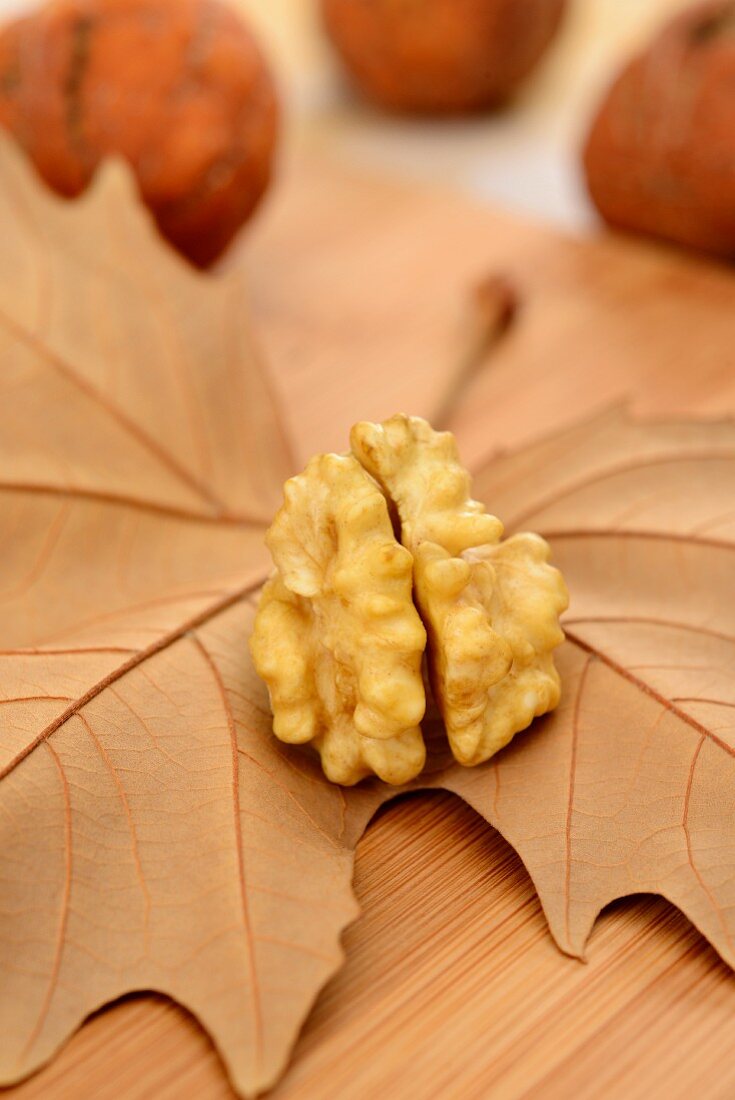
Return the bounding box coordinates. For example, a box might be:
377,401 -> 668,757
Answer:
5,153 -> 735,1099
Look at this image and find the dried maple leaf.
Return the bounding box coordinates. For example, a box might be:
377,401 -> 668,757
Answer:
445,406 -> 735,961
0,135 -> 327,1096
1,131 -> 735,1100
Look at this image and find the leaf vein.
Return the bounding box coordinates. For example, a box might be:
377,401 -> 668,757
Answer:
682,735 -> 735,956
0,576 -> 267,781
564,654 -> 592,945
21,741 -> 72,1061
565,631 -> 735,759
510,452 -> 735,529
191,634 -> 263,1077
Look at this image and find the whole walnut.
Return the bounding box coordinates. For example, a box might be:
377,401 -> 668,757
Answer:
321,0 -> 567,114
0,0 -> 279,266
584,1 -> 735,259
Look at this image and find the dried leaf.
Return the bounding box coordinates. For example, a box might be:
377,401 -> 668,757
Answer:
435,406 -> 735,964
0,135 -> 348,1096
2,131 -> 735,1100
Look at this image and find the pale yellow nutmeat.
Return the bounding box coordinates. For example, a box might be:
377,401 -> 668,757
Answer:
250,453 -> 427,785
351,415 -> 569,767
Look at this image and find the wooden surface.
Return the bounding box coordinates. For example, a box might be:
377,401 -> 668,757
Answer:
6,154 -> 735,1099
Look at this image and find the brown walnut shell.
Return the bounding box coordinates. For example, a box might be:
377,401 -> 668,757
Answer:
0,0 -> 279,267
321,0 -> 566,114
583,0 -> 735,259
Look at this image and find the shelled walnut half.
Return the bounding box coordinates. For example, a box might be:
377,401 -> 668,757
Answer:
251,416 -> 568,784
250,452 -> 427,786
352,416 -> 568,766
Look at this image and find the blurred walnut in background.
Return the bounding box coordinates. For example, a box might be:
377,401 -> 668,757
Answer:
321,0 -> 567,114
584,0 -> 735,260
0,0 -> 279,266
